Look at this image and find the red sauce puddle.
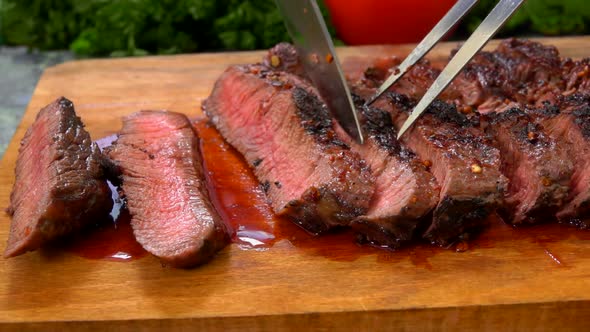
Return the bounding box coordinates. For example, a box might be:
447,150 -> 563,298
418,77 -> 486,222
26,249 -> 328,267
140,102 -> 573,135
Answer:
64,181 -> 148,261
196,120 -> 279,250
64,134 -> 147,261
66,119 -> 589,267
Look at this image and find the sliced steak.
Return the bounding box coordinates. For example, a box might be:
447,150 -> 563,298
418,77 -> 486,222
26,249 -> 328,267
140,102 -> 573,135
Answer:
452,38 -> 565,111
382,93 -> 508,245
105,111 -> 229,268
203,65 -> 374,234
531,95 -> 590,228
264,43 -> 438,246
441,40 -> 578,225
484,108 -> 573,224
353,59 -> 507,244
341,97 -> 439,248
5,97 -> 113,258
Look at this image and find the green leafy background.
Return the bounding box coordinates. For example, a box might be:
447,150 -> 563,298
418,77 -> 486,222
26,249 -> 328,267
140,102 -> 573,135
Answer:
464,0 -> 590,36
0,0 -> 589,57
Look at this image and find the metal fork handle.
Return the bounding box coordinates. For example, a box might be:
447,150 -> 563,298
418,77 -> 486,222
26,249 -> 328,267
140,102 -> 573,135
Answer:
397,0 -> 525,139
365,0 -> 479,107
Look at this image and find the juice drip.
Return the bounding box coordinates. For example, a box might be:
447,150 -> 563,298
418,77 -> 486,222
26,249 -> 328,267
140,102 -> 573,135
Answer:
195,119 -> 280,250
64,186 -> 147,261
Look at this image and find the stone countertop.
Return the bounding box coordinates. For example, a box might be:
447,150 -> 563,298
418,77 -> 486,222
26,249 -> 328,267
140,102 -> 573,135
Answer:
0,47 -> 74,159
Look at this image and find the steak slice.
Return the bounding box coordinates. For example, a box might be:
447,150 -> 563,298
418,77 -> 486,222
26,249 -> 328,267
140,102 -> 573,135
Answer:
342,97 -> 439,248
359,41 -> 575,227
5,97 -> 113,258
105,111 -> 229,268
264,43 -> 437,246
532,95 -> 590,228
382,93 -> 507,245
352,60 -> 507,245
441,40 -> 578,225
203,65 -> 374,234
451,38 -> 565,111
484,108 -> 573,224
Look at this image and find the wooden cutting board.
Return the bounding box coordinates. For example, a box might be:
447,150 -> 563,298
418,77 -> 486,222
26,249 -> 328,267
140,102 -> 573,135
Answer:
1,37 -> 590,331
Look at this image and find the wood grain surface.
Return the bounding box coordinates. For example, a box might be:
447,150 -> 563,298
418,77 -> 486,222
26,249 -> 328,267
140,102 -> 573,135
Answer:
1,37 -> 589,331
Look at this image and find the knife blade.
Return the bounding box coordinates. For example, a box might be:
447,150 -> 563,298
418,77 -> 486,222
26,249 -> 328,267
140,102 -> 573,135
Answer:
274,0 -> 364,144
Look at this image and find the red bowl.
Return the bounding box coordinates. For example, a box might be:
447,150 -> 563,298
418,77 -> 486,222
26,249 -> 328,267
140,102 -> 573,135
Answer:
324,0 -> 458,45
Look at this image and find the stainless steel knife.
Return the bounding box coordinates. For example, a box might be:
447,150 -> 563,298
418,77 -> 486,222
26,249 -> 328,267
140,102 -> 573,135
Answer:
274,0 -> 364,144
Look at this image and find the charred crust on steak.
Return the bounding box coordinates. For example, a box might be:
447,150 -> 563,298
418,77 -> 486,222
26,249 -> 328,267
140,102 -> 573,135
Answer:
487,107 -> 526,123
280,186 -> 361,235
292,87 -> 349,148
561,93 -> 590,107
58,97 -> 74,109
386,92 -> 415,111
386,92 -> 474,127
570,104 -> 590,138
487,107 -> 552,147
536,101 -> 561,116
351,93 -> 403,155
356,103 -> 418,161
427,100 -> 472,127
353,216 -> 418,249
500,38 -> 561,69
425,196 -> 491,246
357,104 -> 402,154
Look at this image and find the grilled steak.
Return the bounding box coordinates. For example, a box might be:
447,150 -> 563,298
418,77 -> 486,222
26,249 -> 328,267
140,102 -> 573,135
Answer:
5,97 -> 113,257
106,111 -> 229,268
530,95 -> 590,228
342,97 -> 439,248
264,43 -> 438,246
441,39 -> 578,225
360,40 -> 577,227
203,65 -> 374,234
351,56 -> 508,244
484,108 -> 573,224
381,93 -> 507,245
451,38 -> 565,112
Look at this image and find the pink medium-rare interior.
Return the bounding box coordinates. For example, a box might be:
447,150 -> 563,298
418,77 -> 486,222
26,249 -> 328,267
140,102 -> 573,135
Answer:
546,113 -> 590,219
5,113 -> 51,256
492,125 -> 543,223
113,112 -> 217,258
209,67 -> 344,212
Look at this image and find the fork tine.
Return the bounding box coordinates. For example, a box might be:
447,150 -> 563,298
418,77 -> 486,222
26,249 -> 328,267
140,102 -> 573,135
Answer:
365,0 -> 479,107
397,0 -> 525,139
